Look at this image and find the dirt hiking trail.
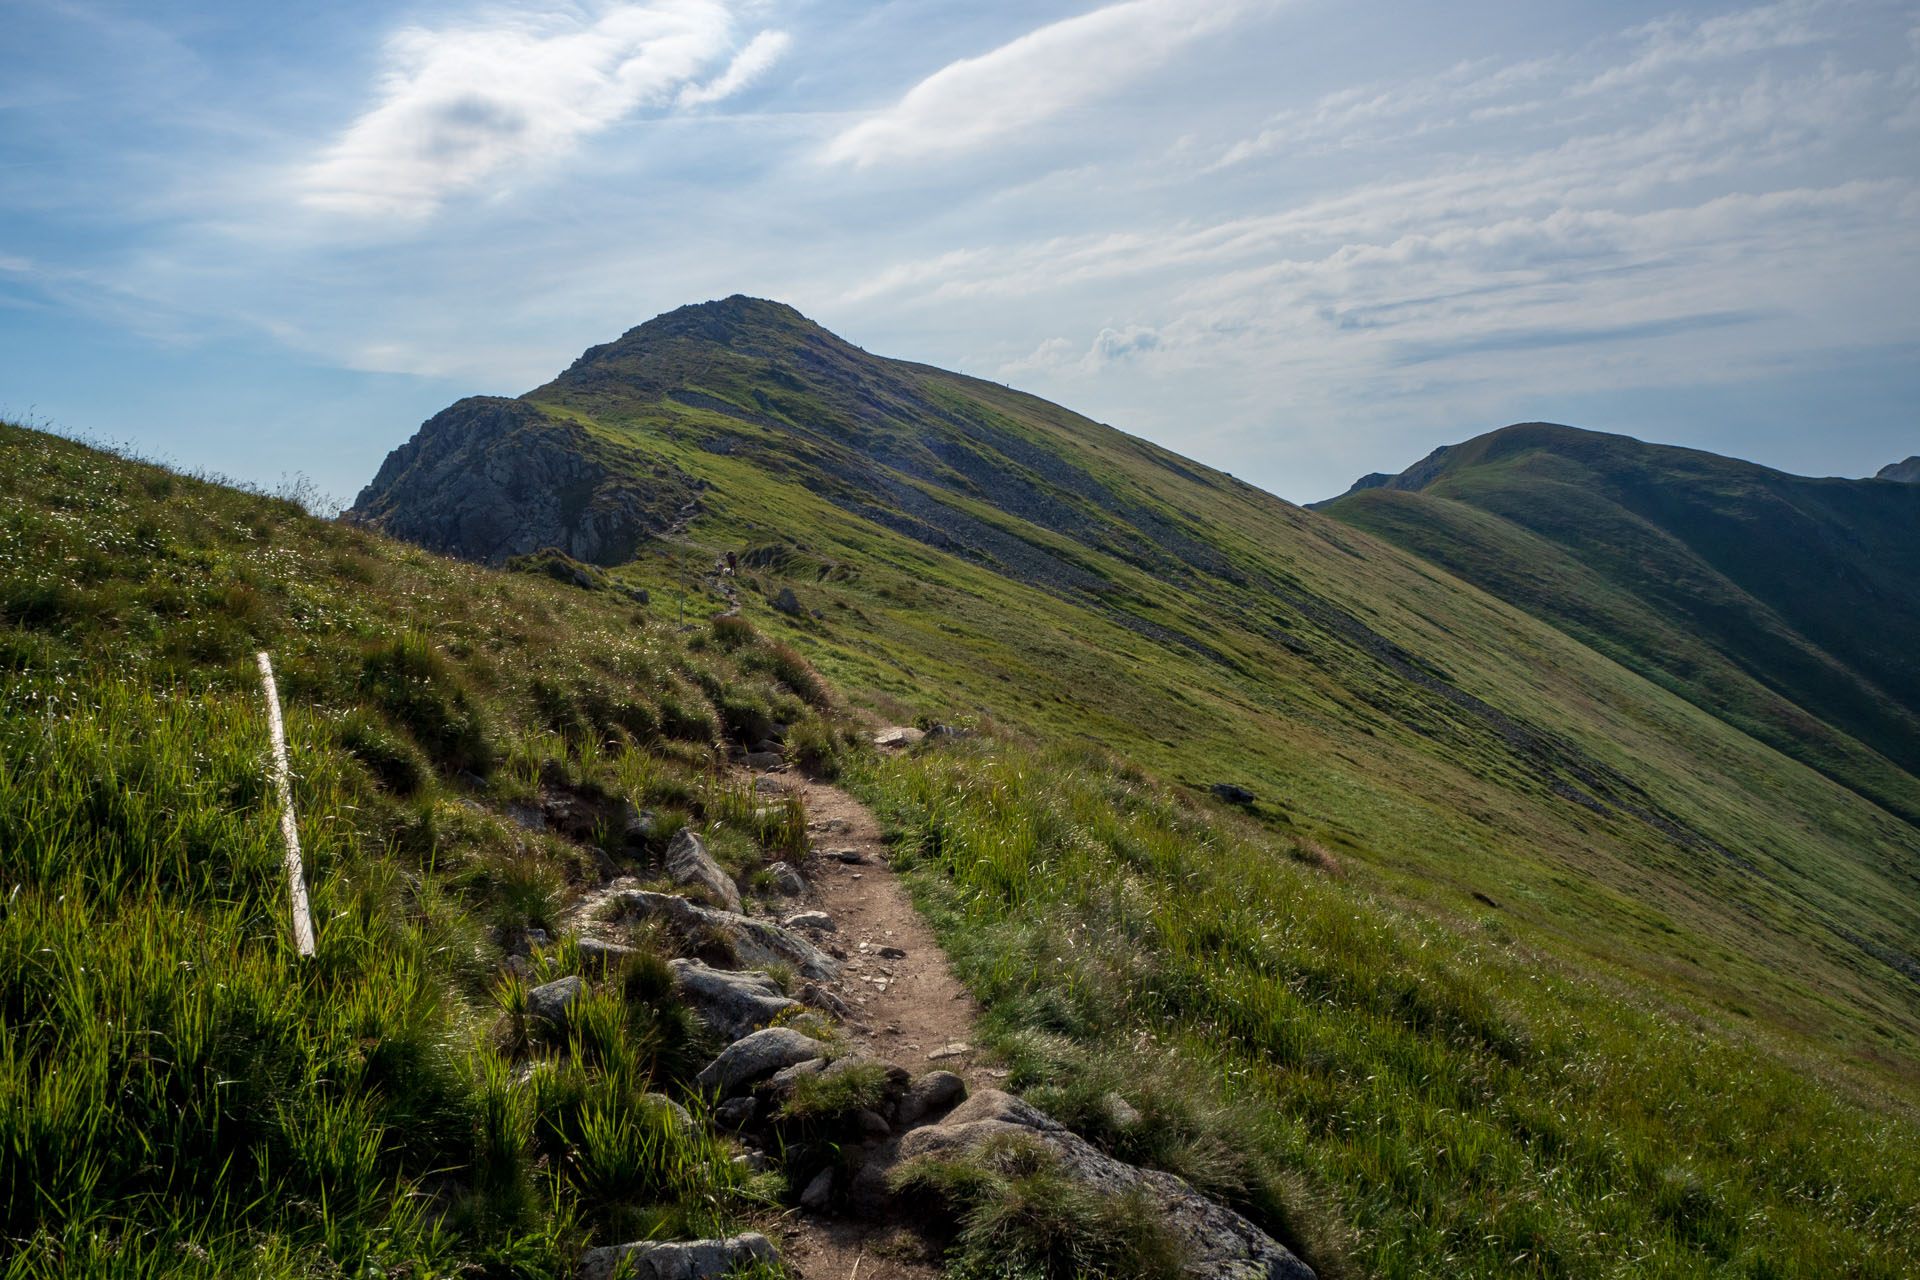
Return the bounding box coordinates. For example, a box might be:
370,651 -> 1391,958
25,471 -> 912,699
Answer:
761,760 -> 993,1280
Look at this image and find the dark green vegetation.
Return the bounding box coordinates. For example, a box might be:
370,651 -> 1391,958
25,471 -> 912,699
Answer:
1320,423 -> 1920,826
0,422 -> 840,1275
349,296 -> 1920,1276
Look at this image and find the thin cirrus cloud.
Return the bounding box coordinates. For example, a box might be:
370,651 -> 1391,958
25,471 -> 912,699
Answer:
824,0 -> 1265,167
970,0 -> 1915,407
300,1 -> 786,219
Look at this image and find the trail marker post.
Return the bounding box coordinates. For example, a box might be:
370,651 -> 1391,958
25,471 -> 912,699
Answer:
256,651 -> 316,958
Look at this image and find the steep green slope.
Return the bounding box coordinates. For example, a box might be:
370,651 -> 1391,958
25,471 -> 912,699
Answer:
1320,424 -> 1920,825
355,299 -> 1920,1086
0,421 -> 840,1276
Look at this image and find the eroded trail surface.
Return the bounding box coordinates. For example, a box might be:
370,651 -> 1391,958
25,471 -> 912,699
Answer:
766,765 -> 992,1280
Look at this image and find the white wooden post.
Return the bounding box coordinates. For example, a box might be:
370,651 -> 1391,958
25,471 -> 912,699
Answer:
257,651 -> 316,957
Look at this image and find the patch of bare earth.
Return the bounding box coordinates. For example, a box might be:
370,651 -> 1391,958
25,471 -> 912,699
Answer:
758,756 -> 990,1280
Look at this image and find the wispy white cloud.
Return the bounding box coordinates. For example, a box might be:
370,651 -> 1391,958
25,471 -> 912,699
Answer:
824,0 -> 1266,167
677,28 -> 789,108
300,1 -> 782,218
1581,0 -> 1827,94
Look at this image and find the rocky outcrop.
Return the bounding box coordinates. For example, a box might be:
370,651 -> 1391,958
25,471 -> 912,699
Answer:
665,829 -> 743,913
578,1233 -> 778,1280
670,958 -> 799,1041
350,396 -> 698,566
611,890 -> 839,980
1877,456 -> 1920,483
890,1090 -> 1315,1280
694,1027 -> 829,1097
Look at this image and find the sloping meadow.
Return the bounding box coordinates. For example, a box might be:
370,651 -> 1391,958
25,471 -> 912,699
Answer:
0,424 -> 833,1276
855,736 -> 1920,1280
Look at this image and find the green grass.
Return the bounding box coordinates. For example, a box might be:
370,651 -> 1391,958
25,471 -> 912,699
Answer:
855,736 -> 1920,1280
1323,424 -> 1920,826
0,421 -> 838,1275
415,300 -> 1920,1092
889,1132 -> 1184,1280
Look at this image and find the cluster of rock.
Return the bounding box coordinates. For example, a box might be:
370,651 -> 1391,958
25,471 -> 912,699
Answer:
517,825 -> 1313,1280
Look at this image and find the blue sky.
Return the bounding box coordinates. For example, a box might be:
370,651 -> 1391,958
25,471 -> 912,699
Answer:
3,0 -> 1917,505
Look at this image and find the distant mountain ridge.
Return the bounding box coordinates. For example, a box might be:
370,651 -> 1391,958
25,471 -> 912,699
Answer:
1322,422 -> 1920,822
1879,455 -> 1920,483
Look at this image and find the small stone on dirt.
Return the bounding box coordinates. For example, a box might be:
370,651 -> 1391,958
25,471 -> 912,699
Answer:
876,945 -> 907,959
783,910 -> 834,932
766,861 -> 807,896
927,1042 -> 971,1061
799,1167 -> 834,1210
828,848 -> 867,864
744,750 -> 784,770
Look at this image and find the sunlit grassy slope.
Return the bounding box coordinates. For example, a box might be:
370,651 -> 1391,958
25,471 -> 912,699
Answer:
363,297 -> 1920,1084
1320,423 -> 1920,828
853,737 -> 1920,1278
0,421 -> 833,1276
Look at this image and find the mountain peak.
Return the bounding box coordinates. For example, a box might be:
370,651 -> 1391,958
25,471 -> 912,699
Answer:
1877,455 -> 1920,483
536,296 -> 862,402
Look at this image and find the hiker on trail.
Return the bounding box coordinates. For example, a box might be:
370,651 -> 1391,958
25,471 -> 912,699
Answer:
726,552 -> 737,573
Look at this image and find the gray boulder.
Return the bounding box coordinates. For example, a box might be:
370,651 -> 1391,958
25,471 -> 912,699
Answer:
695,1027 -> 830,1098
578,1232 -> 778,1280
527,975 -> 585,1025
766,861 -> 807,896
612,891 -> 839,980
894,1090 -> 1315,1280
575,937 -> 639,971
670,958 -> 800,1041
799,1167 -> 834,1210
665,829 -> 742,913
713,1097 -> 757,1131
783,910 -> 834,932
895,1070 -> 968,1130
640,1092 -> 693,1129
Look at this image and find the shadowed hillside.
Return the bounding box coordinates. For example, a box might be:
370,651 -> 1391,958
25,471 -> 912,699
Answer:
1319,423 -> 1920,827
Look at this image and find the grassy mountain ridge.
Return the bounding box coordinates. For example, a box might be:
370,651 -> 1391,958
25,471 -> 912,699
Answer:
354,298 -> 1920,1080
1320,423 -> 1920,826
0,419 -> 850,1275
4,309 -> 1918,1276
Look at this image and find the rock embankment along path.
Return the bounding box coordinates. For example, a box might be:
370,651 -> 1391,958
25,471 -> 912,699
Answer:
553,738 -> 1314,1280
